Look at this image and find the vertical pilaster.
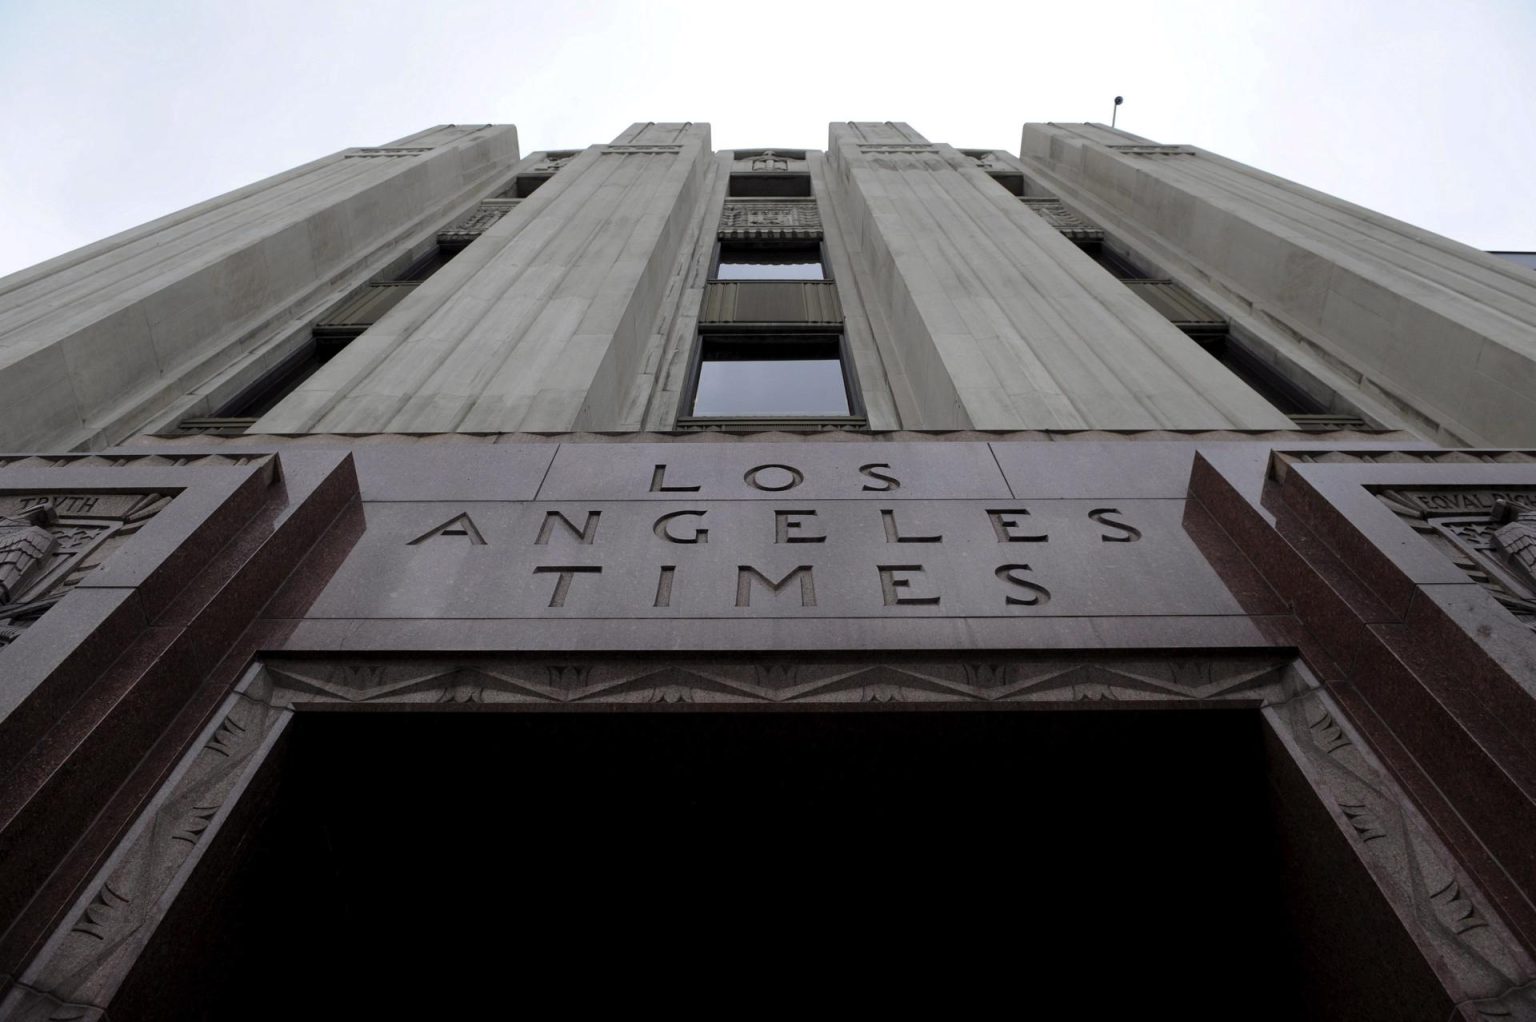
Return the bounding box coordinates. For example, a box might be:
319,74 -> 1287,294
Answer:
0,126 -> 518,450
826,122 -> 1293,430
1019,123 -> 1536,445
256,123 -> 713,433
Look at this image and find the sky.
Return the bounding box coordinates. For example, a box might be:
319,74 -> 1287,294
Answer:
1,0 -> 1533,278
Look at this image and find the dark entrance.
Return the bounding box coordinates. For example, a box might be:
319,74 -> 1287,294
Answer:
109,707 -> 1433,1018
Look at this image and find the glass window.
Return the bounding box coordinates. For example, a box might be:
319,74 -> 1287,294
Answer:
690,337 -> 850,417
715,243 -> 825,281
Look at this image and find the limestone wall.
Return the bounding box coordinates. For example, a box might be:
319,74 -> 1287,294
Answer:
0,125 -> 518,450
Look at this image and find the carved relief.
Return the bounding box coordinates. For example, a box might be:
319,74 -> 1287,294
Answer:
1266,687 -> 1536,1013
437,199 -> 520,245
718,199 -> 822,240
1377,487 -> 1536,632
343,147 -> 431,158
14,657 -> 1535,1018
529,150 -> 578,173
0,493 -> 172,650
1108,144 -> 1198,157
1019,197 -> 1104,241
2,672 -> 289,1019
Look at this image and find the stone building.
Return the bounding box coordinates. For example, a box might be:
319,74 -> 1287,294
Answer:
1,120 -> 1535,1018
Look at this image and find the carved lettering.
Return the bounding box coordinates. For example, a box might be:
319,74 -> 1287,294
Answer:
1089,508 -> 1141,543
535,510 -> 601,545
881,508 -> 941,543
650,464 -> 700,492
744,464 -> 804,492
736,565 -> 816,607
654,565 -> 676,608
859,463 -> 900,491
996,564 -> 1051,606
987,509 -> 1047,543
408,513 -> 486,545
775,510 -> 826,543
654,509 -> 708,543
533,565 -> 601,607
878,565 -> 940,606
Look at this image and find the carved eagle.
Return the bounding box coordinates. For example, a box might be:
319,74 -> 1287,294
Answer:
1491,500 -> 1536,593
0,505 -> 59,605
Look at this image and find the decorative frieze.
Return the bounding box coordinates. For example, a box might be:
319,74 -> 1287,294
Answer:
855,143 -> 940,155
1377,486 -> 1536,632
1108,144 -> 1198,157
437,198 -> 521,246
529,149 -> 579,173
1019,197 -> 1103,241
600,144 -> 684,155
717,198 -> 822,240
0,493 -> 172,650
343,146 -> 432,158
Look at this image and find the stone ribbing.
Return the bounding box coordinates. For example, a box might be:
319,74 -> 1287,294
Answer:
0,126 -> 518,452
1020,122 -> 1536,446
255,123 -> 713,434
825,122 -> 1294,430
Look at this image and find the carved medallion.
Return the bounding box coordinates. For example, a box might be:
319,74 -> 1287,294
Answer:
1377,488 -> 1536,632
0,492 -> 171,650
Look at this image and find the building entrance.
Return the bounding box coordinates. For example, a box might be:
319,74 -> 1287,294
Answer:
5,656 -> 1521,1021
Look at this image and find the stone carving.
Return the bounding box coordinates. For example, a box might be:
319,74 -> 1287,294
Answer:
855,143 -> 939,155
0,679 -> 290,1020
0,493 -> 172,650
1108,144 -> 1197,157
1019,197 -> 1103,241
733,149 -> 806,171
0,505 -> 57,603
601,144 -> 683,155
718,199 -> 822,240
13,656 -> 1536,1019
1377,487 -> 1536,633
0,452 -> 270,469
343,147 -> 431,158
1266,687 -> 1536,1014
1492,499 -> 1536,591
530,149 -> 578,173
437,199 -> 521,245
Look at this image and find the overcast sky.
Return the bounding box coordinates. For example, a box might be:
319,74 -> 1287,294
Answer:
1,0 -> 1532,278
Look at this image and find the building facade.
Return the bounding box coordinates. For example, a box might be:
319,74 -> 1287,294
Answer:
1,121 -> 1536,1017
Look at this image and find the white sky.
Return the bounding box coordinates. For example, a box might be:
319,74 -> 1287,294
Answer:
1,0 -> 1532,278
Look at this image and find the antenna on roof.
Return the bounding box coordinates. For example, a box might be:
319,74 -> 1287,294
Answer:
1112,96 -> 1124,129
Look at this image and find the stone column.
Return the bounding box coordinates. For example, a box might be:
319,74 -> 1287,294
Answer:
1019,122 -> 1536,445
825,121 -> 1295,430
256,123 -> 713,433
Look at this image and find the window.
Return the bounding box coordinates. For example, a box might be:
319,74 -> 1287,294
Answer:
713,242 -> 825,281
499,174 -> 550,198
688,336 -> 853,418
728,173 -> 812,198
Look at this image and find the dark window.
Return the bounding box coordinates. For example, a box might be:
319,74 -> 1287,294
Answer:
728,174 -> 812,198
1197,335 -> 1325,416
689,336 -> 851,417
714,242 -> 825,281
499,175 -> 549,199
1078,242 -> 1147,280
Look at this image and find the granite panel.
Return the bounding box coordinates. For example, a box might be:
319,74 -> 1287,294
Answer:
535,442 -> 1012,501
298,498 -> 1259,622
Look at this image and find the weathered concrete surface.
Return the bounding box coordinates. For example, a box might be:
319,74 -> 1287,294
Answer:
255,123 -> 714,433
1020,122 -> 1536,446
0,125 -> 518,452
825,122 -> 1295,431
